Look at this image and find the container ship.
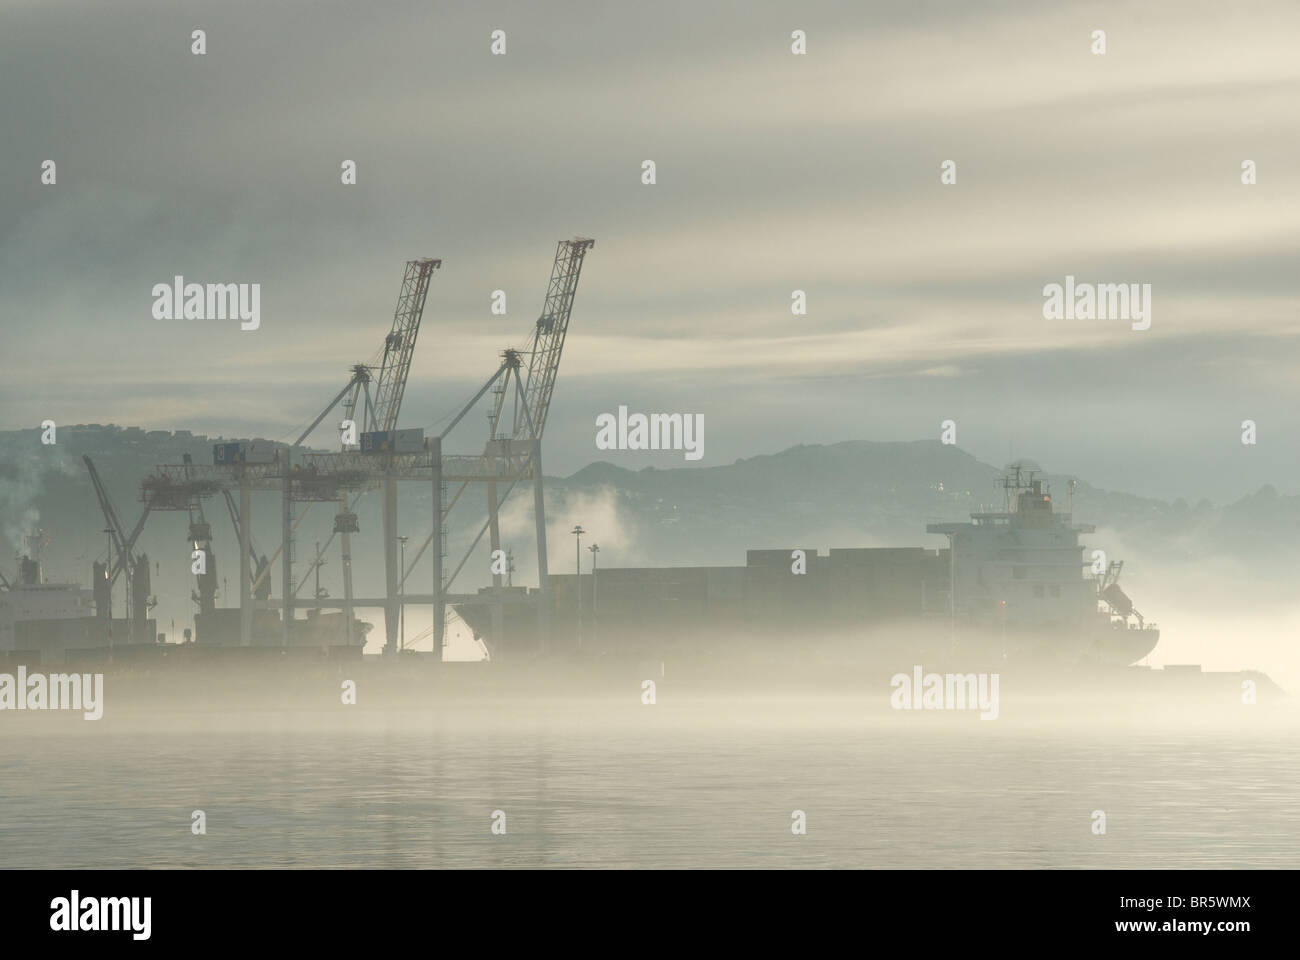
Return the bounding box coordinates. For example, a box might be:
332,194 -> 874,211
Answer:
454,466 -> 1161,670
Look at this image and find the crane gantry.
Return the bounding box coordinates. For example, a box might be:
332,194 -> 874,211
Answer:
135,242 -> 591,659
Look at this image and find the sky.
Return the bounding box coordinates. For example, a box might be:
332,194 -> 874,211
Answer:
2,0 -> 1298,503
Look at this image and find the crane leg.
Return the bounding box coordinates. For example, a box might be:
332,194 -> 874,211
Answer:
239,473 -> 252,647
488,478 -> 504,655
281,451 -> 292,648
382,476 -> 399,655
339,493 -> 355,648
432,437 -> 444,661
532,446 -> 550,655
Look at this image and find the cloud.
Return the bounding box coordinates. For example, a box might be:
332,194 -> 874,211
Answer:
2,0 -> 1298,503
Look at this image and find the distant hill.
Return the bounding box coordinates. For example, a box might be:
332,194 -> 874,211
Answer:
545,439 -> 1297,573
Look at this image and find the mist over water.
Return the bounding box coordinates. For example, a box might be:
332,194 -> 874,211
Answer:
3,684 -> 1296,869
1090,529 -> 1300,693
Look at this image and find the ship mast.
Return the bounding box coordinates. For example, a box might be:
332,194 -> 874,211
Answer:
998,463 -> 1038,513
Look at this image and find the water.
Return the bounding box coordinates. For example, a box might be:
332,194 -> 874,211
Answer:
2,704 -> 1297,868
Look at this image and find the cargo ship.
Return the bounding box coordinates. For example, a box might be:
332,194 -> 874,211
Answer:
0,532 -> 155,661
0,529 -> 369,667
453,466 -> 1161,670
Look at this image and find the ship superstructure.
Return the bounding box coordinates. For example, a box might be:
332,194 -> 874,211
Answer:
926,465 -> 1158,665
0,531 -> 130,661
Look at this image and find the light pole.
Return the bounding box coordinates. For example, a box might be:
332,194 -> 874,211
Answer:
947,533 -> 955,648
398,535 -> 409,652
588,542 -> 599,650
571,525 -> 584,650
102,527 -> 114,653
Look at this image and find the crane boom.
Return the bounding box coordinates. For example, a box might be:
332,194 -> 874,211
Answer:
513,238 -> 594,440
369,258 -> 441,433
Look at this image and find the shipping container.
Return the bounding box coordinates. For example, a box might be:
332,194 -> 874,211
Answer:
213,441 -> 279,465
360,428 -> 425,454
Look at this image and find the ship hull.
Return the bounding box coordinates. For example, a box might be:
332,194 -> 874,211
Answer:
453,595 -> 1162,669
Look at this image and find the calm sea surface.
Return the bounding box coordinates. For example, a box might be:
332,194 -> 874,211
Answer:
2,703 -> 1297,868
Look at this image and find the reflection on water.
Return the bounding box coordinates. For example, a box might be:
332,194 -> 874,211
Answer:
2,704 -> 1298,869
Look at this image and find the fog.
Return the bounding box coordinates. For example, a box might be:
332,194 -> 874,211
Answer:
3,681 -> 1297,868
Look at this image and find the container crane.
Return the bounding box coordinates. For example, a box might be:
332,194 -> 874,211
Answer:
283,258 -> 440,651
475,238 -> 594,653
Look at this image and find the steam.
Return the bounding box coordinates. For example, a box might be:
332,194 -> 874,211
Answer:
0,448 -> 53,553
497,483 -> 642,581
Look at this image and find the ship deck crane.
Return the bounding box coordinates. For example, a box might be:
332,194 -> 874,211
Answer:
84,455 -> 155,640
85,456 -> 152,588
1097,559 -> 1145,628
